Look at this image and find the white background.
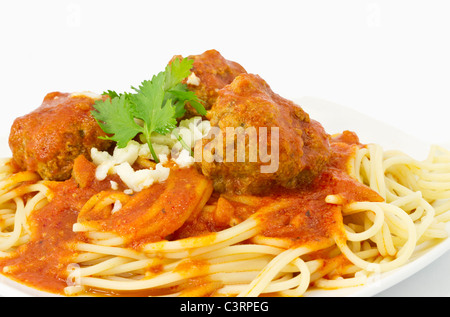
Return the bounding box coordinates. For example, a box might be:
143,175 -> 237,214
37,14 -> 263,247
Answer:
0,0 -> 449,296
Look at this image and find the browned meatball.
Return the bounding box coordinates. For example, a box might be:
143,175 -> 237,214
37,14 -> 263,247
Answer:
196,73 -> 331,195
9,92 -> 113,181
170,49 -> 247,117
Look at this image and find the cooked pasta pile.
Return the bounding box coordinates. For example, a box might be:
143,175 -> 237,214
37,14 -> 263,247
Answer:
1,143 -> 447,296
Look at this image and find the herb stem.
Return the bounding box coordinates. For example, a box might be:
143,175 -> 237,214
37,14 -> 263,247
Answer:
172,129 -> 193,156
143,130 -> 160,164
148,142 -> 160,164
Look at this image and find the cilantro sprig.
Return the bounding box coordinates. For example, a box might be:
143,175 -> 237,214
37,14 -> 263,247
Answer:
91,58 -> 206,163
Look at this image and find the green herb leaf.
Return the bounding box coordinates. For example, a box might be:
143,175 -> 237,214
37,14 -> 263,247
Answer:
133,76 -> 177,138
102,90 -> 120,99
92,95 -> 143,148
164,57 -> 194,90
168,84 -> 207,116
91,57 -> 206,163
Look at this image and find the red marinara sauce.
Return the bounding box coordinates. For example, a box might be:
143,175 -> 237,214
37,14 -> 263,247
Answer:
174,131 -> 383,248
0,131 -> 383,296
0,155 -> 117,293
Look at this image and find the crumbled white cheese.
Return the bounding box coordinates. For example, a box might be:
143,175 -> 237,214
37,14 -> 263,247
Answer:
186,72 -> 201,86
138,142 -> 170,162
70,91 -> 103,100
91,140 -> 170,192
94,160 -> 115,181
91,140 -> 142,181
170,117 -> 211,167
173,149 -> 195,168
111,200 -> 122,214
158,154 -> 169,164
90,117 -> 211,191
110,180 -> 119,190
91,148 -> 112,166
114,162 -> 170,192
139,116 -> 210,167
111,141 -> 141,165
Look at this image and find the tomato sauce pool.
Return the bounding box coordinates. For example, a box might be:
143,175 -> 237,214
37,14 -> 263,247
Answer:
0,132 -> 382,296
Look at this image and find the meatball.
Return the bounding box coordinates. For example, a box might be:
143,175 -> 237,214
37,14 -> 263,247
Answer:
170,49 -> 247,117
9,92 -> 113,181
196,73 -> 331,195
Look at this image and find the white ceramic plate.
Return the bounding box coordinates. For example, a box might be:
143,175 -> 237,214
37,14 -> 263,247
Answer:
298,96 -> 450,297
0,97 -> 449,297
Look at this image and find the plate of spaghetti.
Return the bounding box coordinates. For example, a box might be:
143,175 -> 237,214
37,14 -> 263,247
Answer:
0,50 -> 448,297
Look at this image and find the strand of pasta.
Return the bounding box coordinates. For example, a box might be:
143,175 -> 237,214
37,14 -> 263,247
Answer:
336,201 -> 417,273
68,143 -> 449,296
67,237 -> 286,296
49,142 -> 450,296
338,143 -> 450,280
139,200 -> 291,258
356,144 -> 449,237
75,243 -> 149,260
341,202 -> 385,242
68,221 -> 314,296
0,171 -> 49,253
237,247 -> 310,297
0,159 -> 14,176
70,253 -> 281,293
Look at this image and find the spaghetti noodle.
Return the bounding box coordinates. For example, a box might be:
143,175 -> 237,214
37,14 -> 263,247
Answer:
0,136 -> 448,297
0,50 -> 448,297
